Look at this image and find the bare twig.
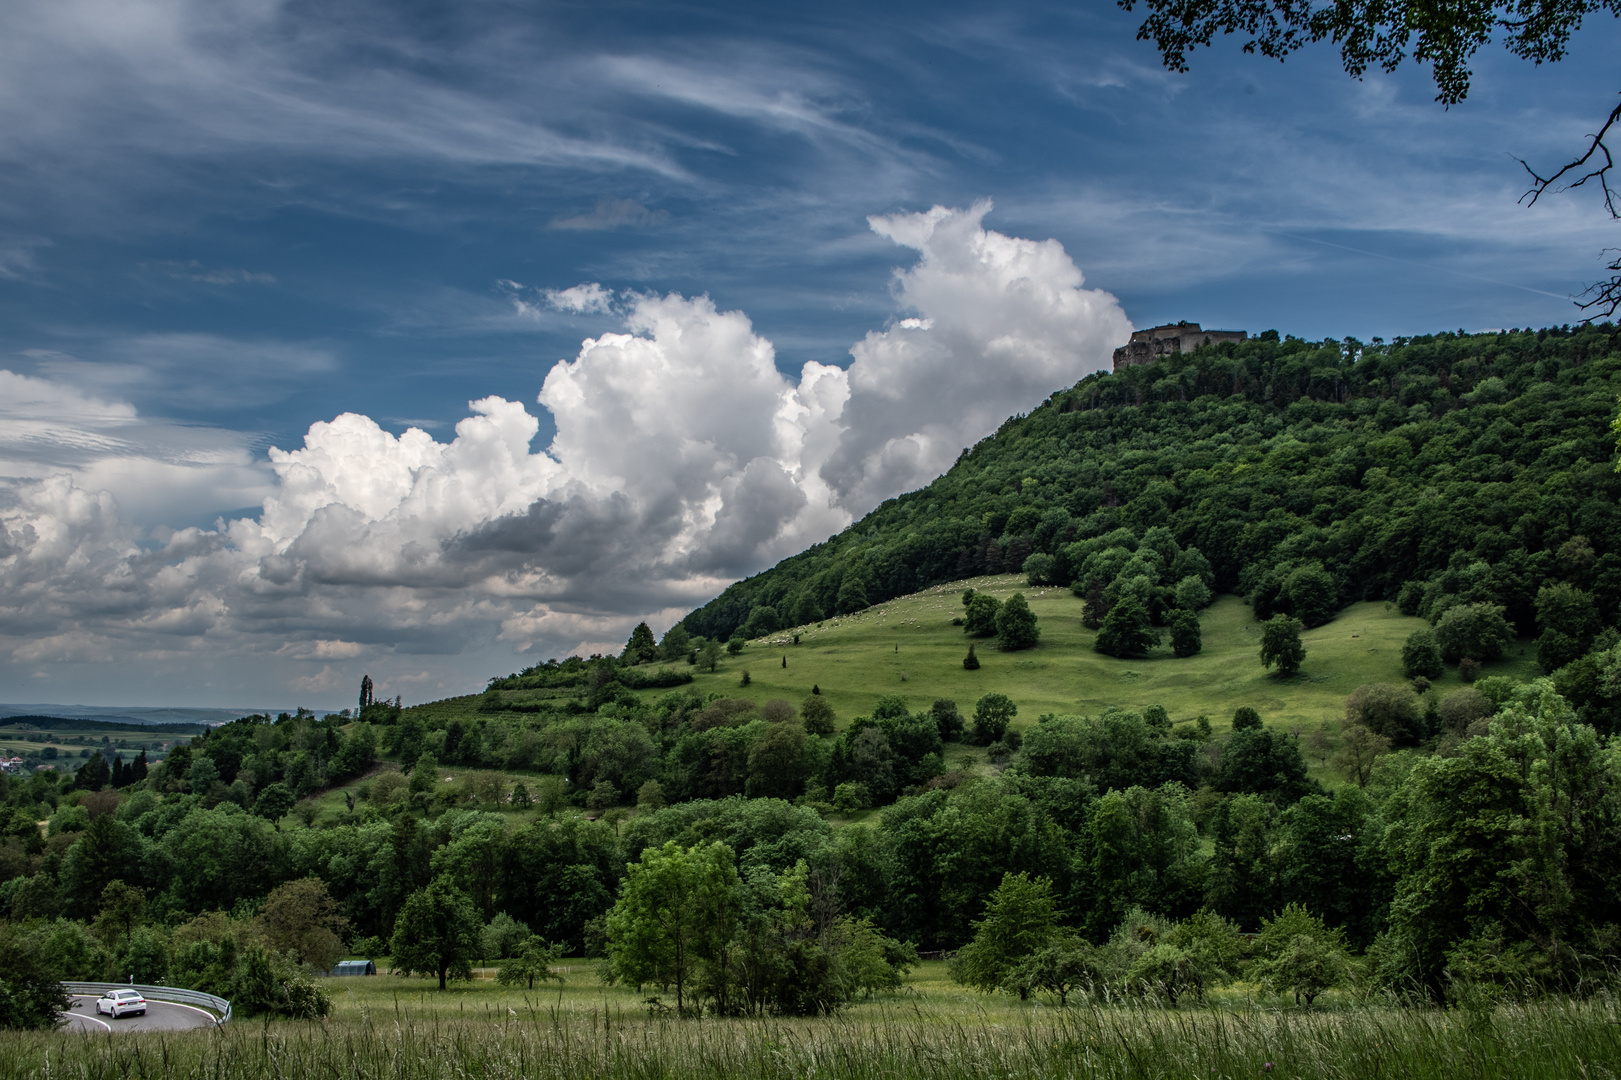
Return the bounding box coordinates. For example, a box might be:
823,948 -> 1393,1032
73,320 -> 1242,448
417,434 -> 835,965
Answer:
1574,250 -> 1621,320
1519,96 -> 1621,218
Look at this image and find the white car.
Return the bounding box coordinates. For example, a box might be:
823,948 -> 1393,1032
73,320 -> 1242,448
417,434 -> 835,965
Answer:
96,989 -> 147,1018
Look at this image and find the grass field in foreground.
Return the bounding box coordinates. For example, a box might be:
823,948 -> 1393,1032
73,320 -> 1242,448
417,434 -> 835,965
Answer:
317,959 -> 1016,1021
13,992 -> 1620,1080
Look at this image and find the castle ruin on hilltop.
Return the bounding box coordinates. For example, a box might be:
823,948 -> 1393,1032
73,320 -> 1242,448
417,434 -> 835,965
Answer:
1112,321 -> 1246,371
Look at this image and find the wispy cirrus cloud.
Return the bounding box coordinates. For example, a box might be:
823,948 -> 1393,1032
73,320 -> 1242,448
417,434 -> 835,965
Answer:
144,260 -> 276,285
550,199 -> 671,231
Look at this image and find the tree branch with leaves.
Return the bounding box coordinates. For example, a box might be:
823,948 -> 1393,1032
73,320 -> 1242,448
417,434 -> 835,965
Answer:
1119,0 -> 1621,316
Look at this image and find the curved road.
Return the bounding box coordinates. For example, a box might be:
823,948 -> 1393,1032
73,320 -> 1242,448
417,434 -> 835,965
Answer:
62,994 -> 219,1033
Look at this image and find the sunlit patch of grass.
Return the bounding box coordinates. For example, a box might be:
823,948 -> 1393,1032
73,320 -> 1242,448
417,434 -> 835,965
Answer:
676,580 -> 1536,772
385,577 -> 1538,800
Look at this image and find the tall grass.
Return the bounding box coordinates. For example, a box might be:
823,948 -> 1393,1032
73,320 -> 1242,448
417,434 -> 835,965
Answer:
11,996 -> 1620,1080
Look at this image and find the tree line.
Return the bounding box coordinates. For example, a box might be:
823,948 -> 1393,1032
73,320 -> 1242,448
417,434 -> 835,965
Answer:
3,668 -> 1620,1022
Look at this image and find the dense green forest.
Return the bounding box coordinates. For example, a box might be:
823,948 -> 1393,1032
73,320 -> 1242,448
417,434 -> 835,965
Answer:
685,325 -> 1621,655
3,324 -> 1621,1025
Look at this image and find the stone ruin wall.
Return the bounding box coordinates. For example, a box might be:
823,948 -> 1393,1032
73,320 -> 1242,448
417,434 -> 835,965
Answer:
1112,321 -> 1247,371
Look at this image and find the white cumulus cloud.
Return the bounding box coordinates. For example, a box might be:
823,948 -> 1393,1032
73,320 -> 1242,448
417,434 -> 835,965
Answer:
0,204 -> 1130,702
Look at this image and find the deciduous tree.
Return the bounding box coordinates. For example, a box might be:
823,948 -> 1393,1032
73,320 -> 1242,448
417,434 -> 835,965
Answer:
496,938 -> 564,989
1402,629 -> 1445,679
390,878 -> 483,989
1345,683 -> 1425,745
1119,0 -> 1621,315
260,877 -> 349,972
948,872 -> 1060,997
995,592 -> 1041,651
1095,595 -> 1159,658
605,840 -> 742,1014
971,693 -> 1017,745
800,694 -> 836,736
1260,615 -> 1305,676
1251,904 -> 1353,1005
964,593 -> 1002,637
0,922 -> 69,1030
1434,603 -> 1514,664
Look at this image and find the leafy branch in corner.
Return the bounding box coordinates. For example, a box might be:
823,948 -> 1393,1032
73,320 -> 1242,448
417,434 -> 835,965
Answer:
1118,0 -> 1621,318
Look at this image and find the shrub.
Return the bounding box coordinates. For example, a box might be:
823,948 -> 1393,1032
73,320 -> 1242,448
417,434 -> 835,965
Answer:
1346,683 -> 1425,745
1438,688 -> 1495,735
1231,707 -> 1262,731
0,922 -> 69,1029
1250,904 -> 1351,1006
618,667 -> 694,689
963,644 -> 980,670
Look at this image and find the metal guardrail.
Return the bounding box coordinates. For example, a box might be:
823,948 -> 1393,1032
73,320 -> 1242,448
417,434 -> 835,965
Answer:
63,982 -> 232,1025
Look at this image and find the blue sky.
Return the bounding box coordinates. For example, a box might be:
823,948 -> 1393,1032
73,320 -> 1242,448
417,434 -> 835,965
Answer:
0,0 -> 1616,708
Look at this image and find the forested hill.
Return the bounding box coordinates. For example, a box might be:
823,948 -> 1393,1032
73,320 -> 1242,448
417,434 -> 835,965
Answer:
683,325 -> 1621,643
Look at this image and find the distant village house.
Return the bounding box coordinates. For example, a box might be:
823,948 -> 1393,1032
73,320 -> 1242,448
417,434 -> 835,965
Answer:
1113,321 -> 1246,371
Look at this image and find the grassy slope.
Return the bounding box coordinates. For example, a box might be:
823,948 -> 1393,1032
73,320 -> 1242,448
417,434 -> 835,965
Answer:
676,576 -> 1536,733
398,575 -> 1537,796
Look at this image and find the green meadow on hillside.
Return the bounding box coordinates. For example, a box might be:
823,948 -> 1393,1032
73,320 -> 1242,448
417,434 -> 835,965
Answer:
407,574 -> 1536,773
708,576 -> 1536,732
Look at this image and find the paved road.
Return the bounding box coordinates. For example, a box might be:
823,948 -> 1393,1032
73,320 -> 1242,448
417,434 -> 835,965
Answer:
62,994 -> 219,1033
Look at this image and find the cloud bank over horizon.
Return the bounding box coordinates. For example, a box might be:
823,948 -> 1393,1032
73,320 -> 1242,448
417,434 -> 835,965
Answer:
0,204 -> 1129,704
